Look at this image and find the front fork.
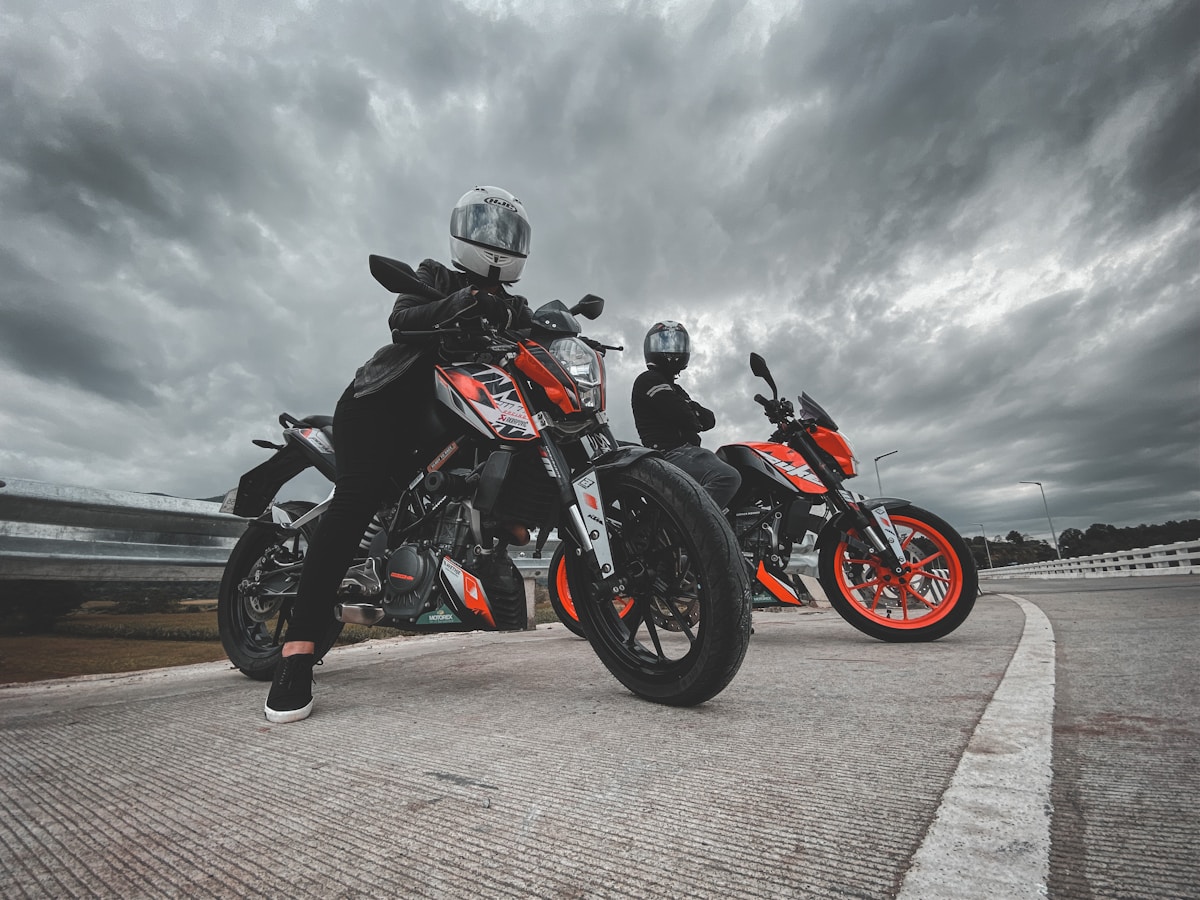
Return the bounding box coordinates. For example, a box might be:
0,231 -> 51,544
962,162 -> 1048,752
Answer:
538,437 -> 617,579
833,491 -> 908,571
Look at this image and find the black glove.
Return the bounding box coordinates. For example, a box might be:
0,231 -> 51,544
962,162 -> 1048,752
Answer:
473,291 -> 511,327
691,401 -> 716,431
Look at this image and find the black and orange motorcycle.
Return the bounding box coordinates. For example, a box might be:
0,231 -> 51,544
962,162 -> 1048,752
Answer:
217,256 -> 751,706
549,352 -> 977,643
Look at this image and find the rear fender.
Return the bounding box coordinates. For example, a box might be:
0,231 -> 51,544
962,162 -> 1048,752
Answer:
223,438 -> 335,519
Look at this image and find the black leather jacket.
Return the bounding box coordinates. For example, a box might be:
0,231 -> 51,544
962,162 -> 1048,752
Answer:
631,366 -> 717,450
351,258 -> 530,397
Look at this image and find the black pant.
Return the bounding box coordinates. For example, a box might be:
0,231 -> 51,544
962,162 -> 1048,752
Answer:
285,370 -> 431,643
660,444 -> 742,510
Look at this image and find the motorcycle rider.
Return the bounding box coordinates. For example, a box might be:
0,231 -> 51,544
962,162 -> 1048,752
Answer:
265,185 -> 533,724
631,321 -> 741,510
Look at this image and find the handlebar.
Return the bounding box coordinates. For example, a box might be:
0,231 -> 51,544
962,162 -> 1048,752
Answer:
581,336 -> 624,355
390,325 -> 515,347
755,393 -> 797,426
392,327 -> 622,358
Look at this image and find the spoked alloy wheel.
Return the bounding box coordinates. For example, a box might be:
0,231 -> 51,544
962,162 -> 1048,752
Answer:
217,501 -> 343,680
818,503 -> 977,642
565,457 -> 752,706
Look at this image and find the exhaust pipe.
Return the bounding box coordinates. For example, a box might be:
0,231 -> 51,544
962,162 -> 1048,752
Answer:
335,603 -> 386,626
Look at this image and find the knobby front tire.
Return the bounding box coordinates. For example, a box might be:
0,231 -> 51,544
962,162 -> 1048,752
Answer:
566,456 -> 753,706
818,503 -> 977,642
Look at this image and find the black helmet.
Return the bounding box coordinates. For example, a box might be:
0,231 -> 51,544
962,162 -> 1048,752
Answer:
644,321 -> 690,373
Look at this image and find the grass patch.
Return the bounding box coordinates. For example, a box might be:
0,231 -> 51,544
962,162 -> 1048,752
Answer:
1,600 -> 561,685
0,635 -> 230,684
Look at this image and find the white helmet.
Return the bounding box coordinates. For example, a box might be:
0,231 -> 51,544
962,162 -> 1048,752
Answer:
449,186 -> 531,283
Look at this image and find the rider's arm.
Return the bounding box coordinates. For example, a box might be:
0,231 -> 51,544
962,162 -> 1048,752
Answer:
690,402 -> 716,432
387,260 -> 477,334
672,383 -> 715,431
388,259 -> 531,334
640,374 -> 705,434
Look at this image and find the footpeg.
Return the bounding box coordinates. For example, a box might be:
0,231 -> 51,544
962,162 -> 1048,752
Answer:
339,557 -> 382,597
334,603 -> 386,625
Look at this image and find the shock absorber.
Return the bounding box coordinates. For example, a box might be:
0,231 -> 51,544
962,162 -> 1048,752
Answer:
358,512 -> 386,552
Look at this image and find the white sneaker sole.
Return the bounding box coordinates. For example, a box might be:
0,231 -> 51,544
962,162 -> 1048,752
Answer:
264,699 -> 313,724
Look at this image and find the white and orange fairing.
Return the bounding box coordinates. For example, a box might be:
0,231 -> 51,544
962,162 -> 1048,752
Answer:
741,442 -> 828,494
435,364 -> 540,442
438,556 -> 495,627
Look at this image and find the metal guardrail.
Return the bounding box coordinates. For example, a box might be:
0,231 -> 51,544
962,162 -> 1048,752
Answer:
0,477 -> 248,581
0,476 -> 557,584
14,473 -> 1192,593
976,540 -> 1200,578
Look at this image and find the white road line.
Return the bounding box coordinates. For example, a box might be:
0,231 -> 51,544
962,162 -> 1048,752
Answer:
897,594 -> 1055,900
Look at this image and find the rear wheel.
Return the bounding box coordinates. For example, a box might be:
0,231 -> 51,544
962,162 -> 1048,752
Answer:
218,501 -> 343,680
818,503 -> 977,642
565,457 -> 752,706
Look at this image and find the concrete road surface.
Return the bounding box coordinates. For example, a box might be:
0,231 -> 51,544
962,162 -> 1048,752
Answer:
1,575 -> 1195,899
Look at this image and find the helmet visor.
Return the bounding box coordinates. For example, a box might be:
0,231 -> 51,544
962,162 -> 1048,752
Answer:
451,202 -> 530,257
646,329 -> 689,355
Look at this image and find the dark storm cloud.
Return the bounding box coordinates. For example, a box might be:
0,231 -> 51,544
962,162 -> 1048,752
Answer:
0,0 -> 1196,540
0,31 -> 317,253
0,246 -> 158,403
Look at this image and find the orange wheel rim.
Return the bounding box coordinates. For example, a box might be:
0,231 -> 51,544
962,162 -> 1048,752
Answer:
555,555 -> 636,622
833,515 -> 964,629
554,556 -> 580,621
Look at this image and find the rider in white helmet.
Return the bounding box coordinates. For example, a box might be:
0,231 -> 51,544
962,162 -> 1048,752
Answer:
449,186 -> 531,284
265,186 -> 532,725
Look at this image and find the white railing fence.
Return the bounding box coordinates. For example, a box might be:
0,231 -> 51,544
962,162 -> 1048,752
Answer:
976,540 -> 1199,578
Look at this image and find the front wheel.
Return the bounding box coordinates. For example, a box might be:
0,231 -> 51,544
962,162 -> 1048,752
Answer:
818,503 -> 977,642
548,541 -> 636,639
564,457 -> 753,706
218,501 -> 344,680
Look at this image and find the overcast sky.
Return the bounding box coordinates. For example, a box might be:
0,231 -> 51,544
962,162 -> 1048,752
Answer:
1,0 -> 1197,545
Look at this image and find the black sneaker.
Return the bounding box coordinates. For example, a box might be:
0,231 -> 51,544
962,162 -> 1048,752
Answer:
264,653 -> 317,724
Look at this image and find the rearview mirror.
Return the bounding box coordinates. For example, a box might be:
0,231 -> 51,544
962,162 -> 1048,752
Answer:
749,352 -> 778,397
569,294 -> 604,320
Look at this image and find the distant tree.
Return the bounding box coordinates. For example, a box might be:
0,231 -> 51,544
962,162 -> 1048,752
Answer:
1059,527 -> 1087,557
1029,540 -> 1057,563
965,535 -> 995,570
1017,519 -> 1200,558
1006,530 -> 1025,545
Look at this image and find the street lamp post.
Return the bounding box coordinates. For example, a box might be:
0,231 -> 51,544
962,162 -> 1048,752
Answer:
1019,480 -> 1062,559
873,450 -> 899,496
970,523 -> 993,569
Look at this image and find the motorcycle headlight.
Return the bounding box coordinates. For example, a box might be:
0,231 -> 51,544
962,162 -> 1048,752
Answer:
548,337 -> 605,411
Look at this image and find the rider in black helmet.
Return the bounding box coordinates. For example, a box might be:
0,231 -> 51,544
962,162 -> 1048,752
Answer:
631,321 -> 741,510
